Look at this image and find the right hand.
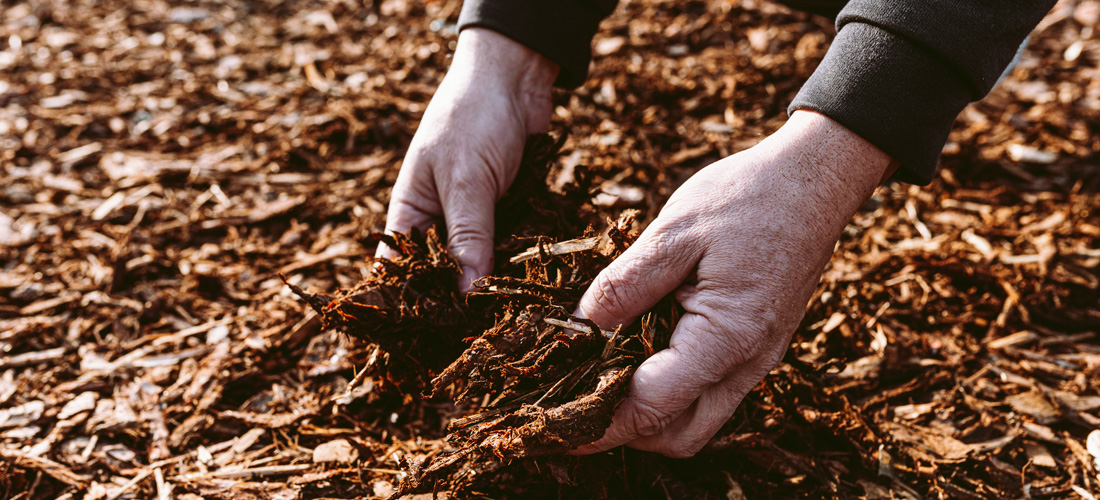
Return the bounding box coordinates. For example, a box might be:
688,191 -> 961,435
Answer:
569,111 -> 895,458
377,28 -> 559,291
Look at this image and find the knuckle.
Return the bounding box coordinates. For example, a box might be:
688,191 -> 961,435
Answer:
638,223 -> 686,265
682,354 -> 728,386
446,171 -> 492,199
590,273 -> 629,318
625,400 -> 672,437
438,153 -> 508,199
445,219 -> 491,248
644,228 -> 675,256
716,331 -> 755,369
586,236 -> 676,319
390,195 -> 437,220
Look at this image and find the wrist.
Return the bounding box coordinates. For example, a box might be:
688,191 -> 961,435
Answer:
773,111 -> 896,209
452,28 -> 558,97
447,28 -> 558,134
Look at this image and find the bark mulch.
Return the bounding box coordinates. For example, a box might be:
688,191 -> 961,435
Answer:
1,0 -> 1099,499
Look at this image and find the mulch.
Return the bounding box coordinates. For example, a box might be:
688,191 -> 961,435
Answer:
1,0 -> 1099,499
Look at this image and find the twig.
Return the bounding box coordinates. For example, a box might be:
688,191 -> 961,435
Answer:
510,236 -> 600,264
150,317 -> 233,347
154,467 -> 170,500
17,293 -> 81,316
175,464 -> 311,481
0,447 -> 90,488
0,347 -> 67,368
543,317 -> 615,339
362,467 -> 404,474
106,468 -> 154,500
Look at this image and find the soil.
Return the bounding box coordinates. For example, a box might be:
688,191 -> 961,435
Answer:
1,0 -> 1099,499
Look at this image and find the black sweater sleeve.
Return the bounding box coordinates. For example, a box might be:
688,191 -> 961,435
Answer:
457,0 -> 618,87
789,1 -> 1054,184
458,0 -> 1053,184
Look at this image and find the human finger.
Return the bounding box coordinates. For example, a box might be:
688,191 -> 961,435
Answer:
570,311 -> 730,454
375,164 -> 441,262
625,360 -> 768,457
438,172 -> 498,292
574,219 -> 702,330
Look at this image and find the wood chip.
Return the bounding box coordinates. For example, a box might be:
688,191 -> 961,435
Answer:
0,347 -> 67,368
510,237 -> 601,264
0,447 -> 91,488
312,439 -> 359,463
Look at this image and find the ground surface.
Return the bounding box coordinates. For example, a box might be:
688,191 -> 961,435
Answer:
1,0 -> 1100,499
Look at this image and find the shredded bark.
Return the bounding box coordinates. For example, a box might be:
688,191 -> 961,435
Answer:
1,0 -> 1098,499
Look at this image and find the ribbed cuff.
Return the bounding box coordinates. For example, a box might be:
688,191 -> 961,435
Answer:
457,0 -> 607,88
788,23 -> 973,185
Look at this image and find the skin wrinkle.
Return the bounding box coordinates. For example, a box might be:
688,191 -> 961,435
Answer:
676,294 -> 758,371
692,373 -> 754,432
439,169 -> 489,210
444,210 -> 491,248
660,399 -> 706,448
701,244 -> 794,299
667,318 -> 733,385
468,142 -> 508,198
589,272 -> 629,324
580,219 -> 700,328
624,397 -> 675,437
633,223 -> 678,270
514,80 -> 554,134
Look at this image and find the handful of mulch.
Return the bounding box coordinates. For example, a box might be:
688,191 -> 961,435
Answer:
393,212 -> 677,498
283,227 -> 478,392
285,136 -> 678,498
288,213 -> 676,497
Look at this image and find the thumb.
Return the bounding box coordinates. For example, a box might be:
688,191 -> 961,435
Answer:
571,312 -> 739,456
440,186 -> 496,293
570,345 -> 702,454
575,221 -> 700,330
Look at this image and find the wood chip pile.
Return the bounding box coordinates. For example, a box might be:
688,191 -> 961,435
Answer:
1,0 -> 1098,498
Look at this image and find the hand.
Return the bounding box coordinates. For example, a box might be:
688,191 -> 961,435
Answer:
571,111 -> 897,457
377,28 -> 559,291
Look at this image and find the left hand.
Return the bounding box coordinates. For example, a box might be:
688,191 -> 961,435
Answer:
571,111 -> 897,457
376,28 -> 558,291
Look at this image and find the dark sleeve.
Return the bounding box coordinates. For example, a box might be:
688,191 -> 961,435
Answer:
456,0 -> 619,88
788,1 -> 1055,184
